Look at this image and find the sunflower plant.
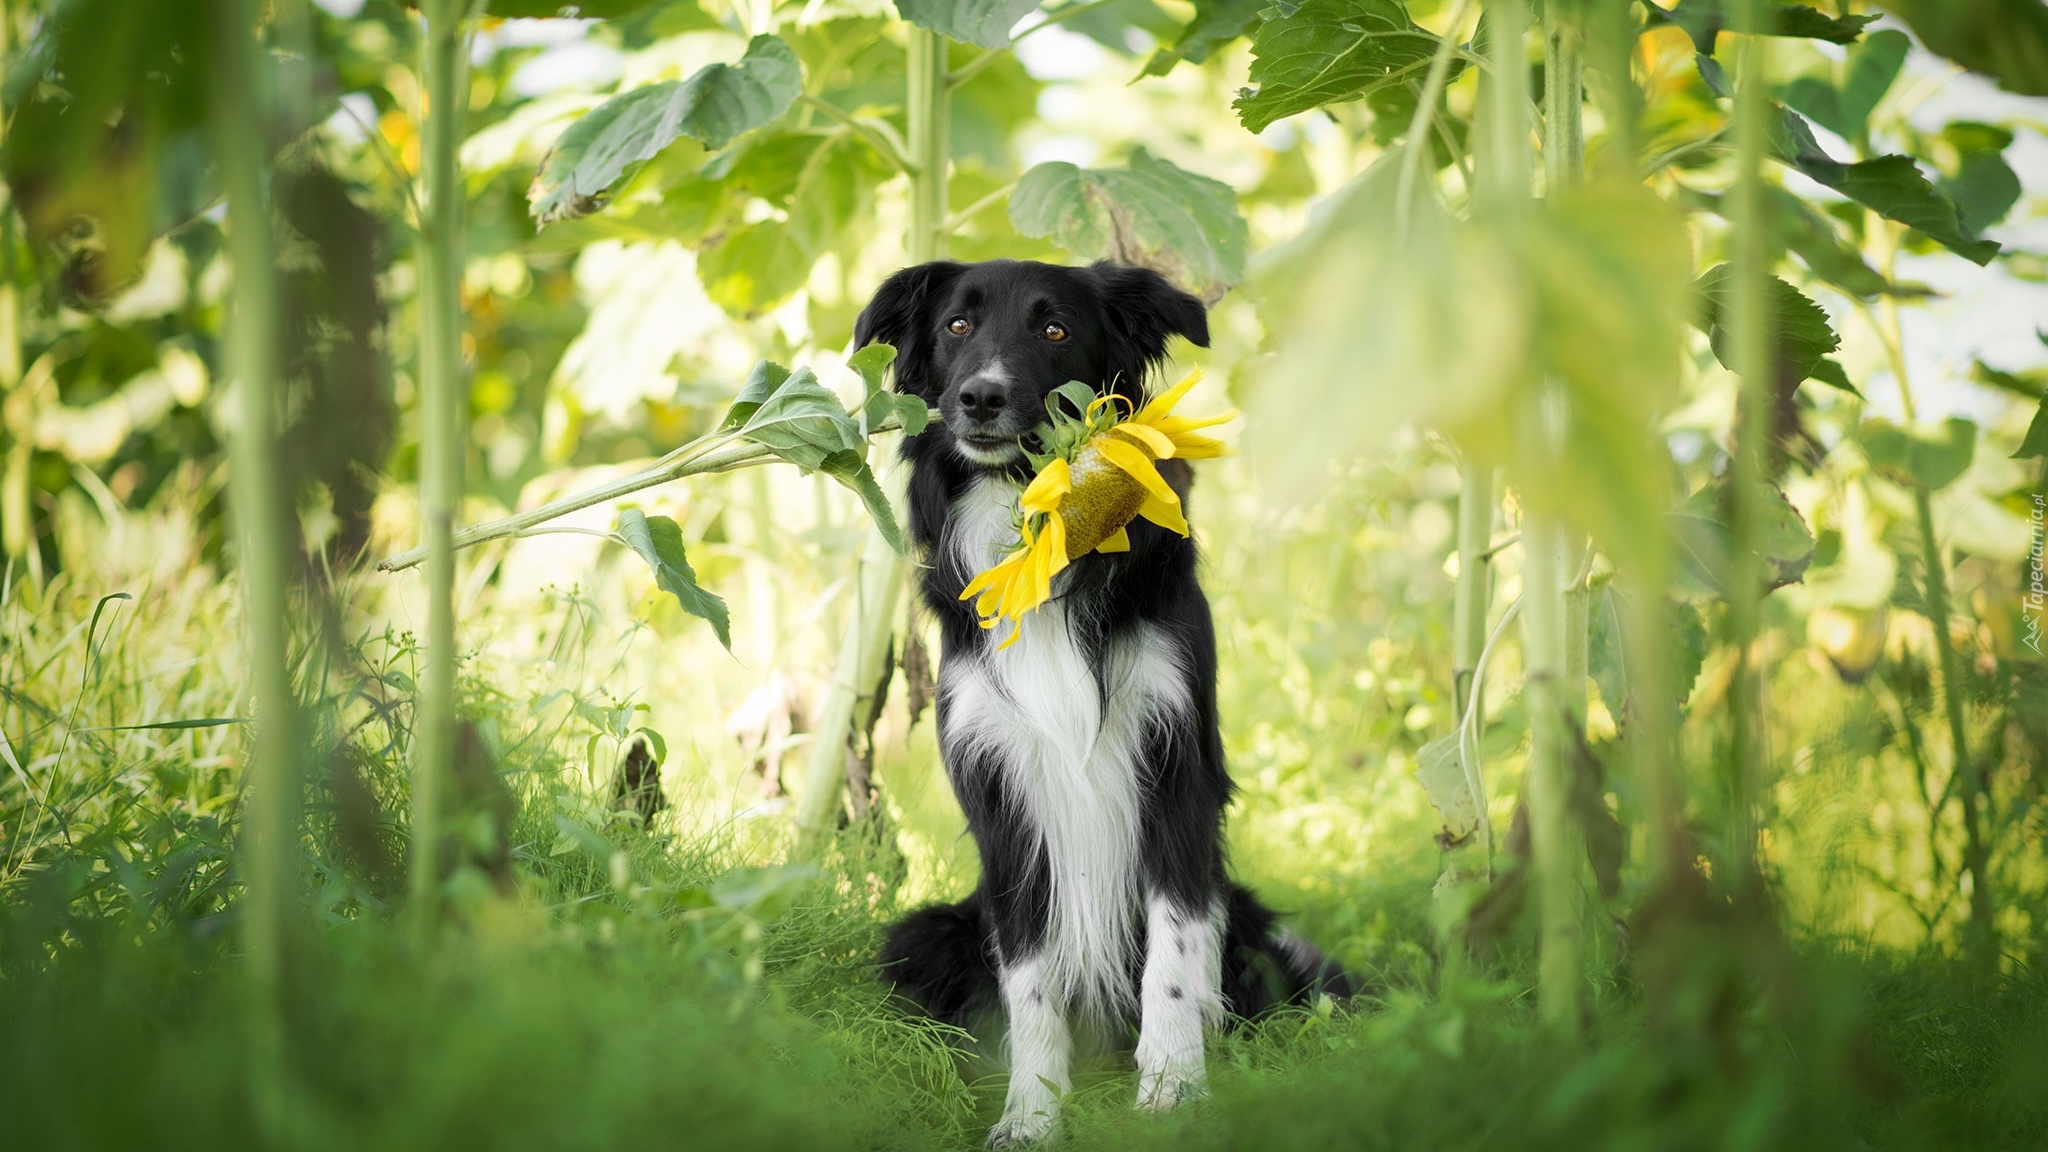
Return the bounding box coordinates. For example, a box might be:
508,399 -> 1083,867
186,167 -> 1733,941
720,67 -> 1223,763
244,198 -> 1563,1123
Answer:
961,369 -> 1236,646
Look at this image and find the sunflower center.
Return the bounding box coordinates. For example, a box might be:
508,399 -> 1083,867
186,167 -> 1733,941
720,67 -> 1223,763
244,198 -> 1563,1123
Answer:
1058,438 -> 1151,559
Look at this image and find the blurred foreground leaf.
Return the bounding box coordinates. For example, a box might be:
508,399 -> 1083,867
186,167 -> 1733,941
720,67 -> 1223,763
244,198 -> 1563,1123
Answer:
618,508 -> 732,649
529,36 -> 801,225
1253,163 -> 1690,572
1877,0 -> 2048,96
1010,148 -> 1247,302
1860,418 -> 1977,491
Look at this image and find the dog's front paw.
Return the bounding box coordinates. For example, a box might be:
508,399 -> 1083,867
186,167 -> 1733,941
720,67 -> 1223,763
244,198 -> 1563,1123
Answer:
987,1109 -> 1062,1147
1134,1063 -> 1208,1111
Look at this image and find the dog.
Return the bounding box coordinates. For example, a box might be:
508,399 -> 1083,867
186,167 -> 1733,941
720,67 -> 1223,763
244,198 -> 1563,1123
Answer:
860,259 -> 1352,1145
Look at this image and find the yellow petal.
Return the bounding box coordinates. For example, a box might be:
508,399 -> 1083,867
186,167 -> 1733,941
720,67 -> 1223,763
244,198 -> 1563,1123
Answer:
1112,421 -> 1176,459
1135,367 -> 1203,425
1096,526 -> 1130,553
1020,459 -> 1071,516
1092,435 -> 1181,509
1138,490 -> 1188,536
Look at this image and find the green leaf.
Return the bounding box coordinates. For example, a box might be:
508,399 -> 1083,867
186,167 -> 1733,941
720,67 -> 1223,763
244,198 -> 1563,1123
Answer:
1938,122 -> 2022,234
1054,0 -> 1181,55
1009,147 -> 1248,302
849,343 -> 933,438
1972,359 -> 2047,401
2016,399 -> 2048,460
1142,0 -> 1266,76
1415,735 -> 1481,845
1644,0 -> 1878,55
1691,264 -> 1841,386
1669,480 -> 1817,599
1769,109 -> 2000,265
819,450 -> 907,556
81,717 -> 251,733
617,508 -> 732,649
1232,0 -> 1442,134
720,361 -> 793,432
697,220 -> 811,317
895,0 -> 1043,50
725,365 -> 908,554
1877,0 -> 2048,97
1764,185 -> 1894,299
1780,28 -> 1909,139
529,36 -> 802,225
1589,587 -> 1705,725
1860,417 -> 1978,490
1809,358 -> 1859,396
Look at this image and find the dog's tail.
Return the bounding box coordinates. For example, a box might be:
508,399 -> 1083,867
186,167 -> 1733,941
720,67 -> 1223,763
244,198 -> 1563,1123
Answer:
878,895 -> 999,1028
1220,882 -> 1357,1019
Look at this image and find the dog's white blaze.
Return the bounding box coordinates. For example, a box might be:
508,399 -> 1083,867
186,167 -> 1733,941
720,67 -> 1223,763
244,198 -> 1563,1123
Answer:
941,475 -> 1191,1023
993,954 -> 1069,1142
1134,894 -> 1225,1110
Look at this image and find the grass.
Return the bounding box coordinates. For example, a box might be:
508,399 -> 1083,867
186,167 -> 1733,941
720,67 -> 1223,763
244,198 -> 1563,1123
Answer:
3,478 -> 2044,1150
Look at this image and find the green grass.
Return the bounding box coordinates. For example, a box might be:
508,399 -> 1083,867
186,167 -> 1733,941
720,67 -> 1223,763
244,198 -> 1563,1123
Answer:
3,491 -> 2044,1151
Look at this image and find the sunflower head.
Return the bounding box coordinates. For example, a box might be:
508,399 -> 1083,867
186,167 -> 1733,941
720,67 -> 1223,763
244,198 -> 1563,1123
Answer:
960,369 -> 1235,647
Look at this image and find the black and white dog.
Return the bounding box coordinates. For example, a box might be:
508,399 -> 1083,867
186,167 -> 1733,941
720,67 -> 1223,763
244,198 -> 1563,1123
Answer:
862,259 -> 1351,1145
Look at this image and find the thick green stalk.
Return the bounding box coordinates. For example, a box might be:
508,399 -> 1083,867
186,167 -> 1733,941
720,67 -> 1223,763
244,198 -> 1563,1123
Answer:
411,0 -> 469,918
208,0 -> 296,1122
796,26 -> 948,841
1724,0 -> 1772,885
0,7 -> 30,581
1451,464 -> 1493,731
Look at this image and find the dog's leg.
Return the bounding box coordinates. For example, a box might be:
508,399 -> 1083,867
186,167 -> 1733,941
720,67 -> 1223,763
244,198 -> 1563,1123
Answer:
990,953 -> 1070,1146
1134,892 -> 1224,1110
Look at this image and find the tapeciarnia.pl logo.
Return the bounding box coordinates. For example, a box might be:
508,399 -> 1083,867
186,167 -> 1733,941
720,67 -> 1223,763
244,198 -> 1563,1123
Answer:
2027,493 -> 2045,656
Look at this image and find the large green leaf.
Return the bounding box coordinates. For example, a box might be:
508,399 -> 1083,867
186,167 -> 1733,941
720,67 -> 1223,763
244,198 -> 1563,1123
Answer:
3,0 -> 217,297
1668,480 -> 1816,599
1142,0 -> 1266,77
617,508 -> 732,649
1232,0 -> 1441,134
697,220 -> 810,317
896,0 -> 1043,50
1878,0 -> 2048,96
529,36 -> 801,225
1054,0 -> 1181,55
1691,264 -> 1841,387
721,362 -> 908,553
1779,28 -> 1909,139
1770,109 -> 2000,265
1860,417 -> 1977,490
1009,147 -> 1248,301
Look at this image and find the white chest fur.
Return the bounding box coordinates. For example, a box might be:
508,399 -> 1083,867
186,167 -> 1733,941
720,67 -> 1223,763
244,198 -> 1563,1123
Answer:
937,476 -> 1192,1020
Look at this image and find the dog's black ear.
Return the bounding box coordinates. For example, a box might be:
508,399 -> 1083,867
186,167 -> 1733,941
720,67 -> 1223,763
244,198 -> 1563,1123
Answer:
1087,261 -> 1209,401
855,261 -> 966,398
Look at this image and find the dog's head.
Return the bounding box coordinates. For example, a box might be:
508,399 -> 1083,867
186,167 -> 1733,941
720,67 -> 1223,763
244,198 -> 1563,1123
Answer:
854,259 -> 1209,469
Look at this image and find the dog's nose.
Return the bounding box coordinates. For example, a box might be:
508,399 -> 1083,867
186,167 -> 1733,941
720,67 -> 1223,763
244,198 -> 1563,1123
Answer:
957,382 -> 1006,421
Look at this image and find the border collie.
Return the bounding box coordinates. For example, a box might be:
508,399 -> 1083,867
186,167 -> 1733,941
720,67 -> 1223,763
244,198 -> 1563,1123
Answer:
861,259 -> 1352,1145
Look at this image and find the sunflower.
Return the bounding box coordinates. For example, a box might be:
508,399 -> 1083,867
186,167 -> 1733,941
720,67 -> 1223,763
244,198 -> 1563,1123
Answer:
961,369 -> 1235,647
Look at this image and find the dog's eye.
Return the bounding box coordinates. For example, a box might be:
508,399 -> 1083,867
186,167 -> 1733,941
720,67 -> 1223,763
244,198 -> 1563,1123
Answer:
1041,322 -> 1067,342
947,317 -> 971,336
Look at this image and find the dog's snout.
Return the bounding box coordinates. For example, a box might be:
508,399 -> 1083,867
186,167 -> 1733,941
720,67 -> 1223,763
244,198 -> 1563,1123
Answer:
957,381 -> 1006,420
